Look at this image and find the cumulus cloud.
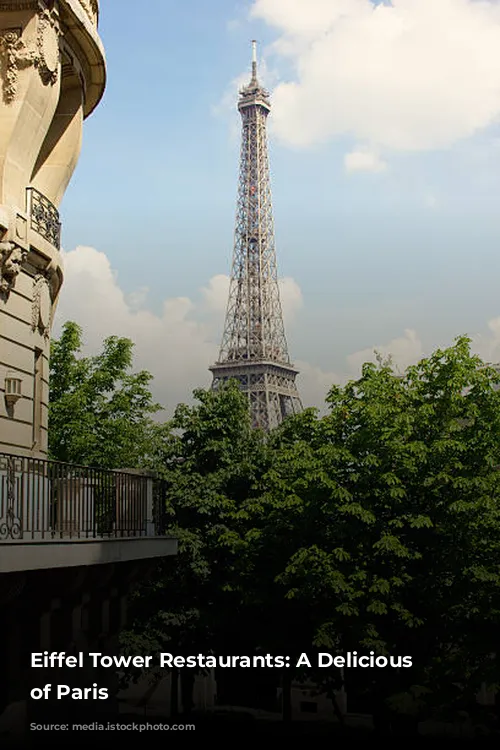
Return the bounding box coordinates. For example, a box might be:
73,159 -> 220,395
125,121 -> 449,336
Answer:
344,148 -> 387,174
127,286 -> 149,311
346,328 -> 424,374
54,247 -> 218,415
471,316 -> 500,364
278,276 -> 303,322
57,248 -> 500,418
343,323 -> 500,378
249,0 -> 500,158
213,49 -> 280,143
295,359 -> 343,410
201,274 -> 230,313
54,248 -> 314,415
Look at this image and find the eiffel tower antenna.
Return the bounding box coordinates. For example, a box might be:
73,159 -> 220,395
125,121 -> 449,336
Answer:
209,41 -> 303,431
251,39 -> 257,79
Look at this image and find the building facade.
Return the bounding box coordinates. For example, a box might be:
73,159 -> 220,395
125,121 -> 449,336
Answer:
0,4 -> 178,741
0,0 -> 104,456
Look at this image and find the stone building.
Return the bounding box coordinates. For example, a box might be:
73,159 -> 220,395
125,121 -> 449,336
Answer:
0,3 -> 177,741
0,0 -> 104,456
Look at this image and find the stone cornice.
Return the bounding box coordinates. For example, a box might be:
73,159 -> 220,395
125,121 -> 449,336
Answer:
0,0 -> 98,24
0,1 -> 105,116
0,2 -> 39,10
78,0 -> 98,27
59,0 -> 105,116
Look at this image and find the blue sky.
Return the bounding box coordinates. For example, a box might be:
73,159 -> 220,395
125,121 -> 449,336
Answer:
56,0 -> 500,412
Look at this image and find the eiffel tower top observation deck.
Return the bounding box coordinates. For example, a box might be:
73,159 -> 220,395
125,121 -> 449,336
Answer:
209,42 -> 302,431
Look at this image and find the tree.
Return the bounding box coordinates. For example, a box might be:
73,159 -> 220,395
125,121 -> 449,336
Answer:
86,329 -> 500,734
122,382 -> 272,708
49,321 -> 161,469
255,337 -> 500,731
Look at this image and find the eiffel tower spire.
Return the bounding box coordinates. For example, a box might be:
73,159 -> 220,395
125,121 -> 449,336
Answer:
209,42 -> 302,431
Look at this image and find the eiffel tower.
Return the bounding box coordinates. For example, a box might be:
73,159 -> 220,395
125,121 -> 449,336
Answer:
210,42 -> 302,431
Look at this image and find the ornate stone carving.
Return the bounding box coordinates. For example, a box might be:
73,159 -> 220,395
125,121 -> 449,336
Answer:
0,6 -> 60,104
0,241 -> 27,297
0,29 -> 36,103
80,0 -> 99,25
36,7 -> 60,84
32,273 -> 51,337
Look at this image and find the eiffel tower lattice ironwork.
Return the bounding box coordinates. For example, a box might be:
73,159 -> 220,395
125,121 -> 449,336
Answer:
210,41 -> 302,431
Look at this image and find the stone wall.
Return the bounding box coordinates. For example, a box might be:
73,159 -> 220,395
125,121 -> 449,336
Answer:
0,0 -> 105,456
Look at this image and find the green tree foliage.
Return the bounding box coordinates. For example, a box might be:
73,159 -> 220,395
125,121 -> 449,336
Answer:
258,336 -> 500,720
49,321 -> 161,468
122,383 -> 271,682
53,324 -> 500,728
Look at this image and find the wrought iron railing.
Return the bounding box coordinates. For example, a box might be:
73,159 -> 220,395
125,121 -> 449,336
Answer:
0,453 -> 167,542
26,187 -> 62,250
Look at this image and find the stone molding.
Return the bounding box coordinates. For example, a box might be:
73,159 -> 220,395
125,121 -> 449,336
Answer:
0,4 -> 60,104
36,5 -> 60,84
0,2 -> 38,10
79,0 -> 98,26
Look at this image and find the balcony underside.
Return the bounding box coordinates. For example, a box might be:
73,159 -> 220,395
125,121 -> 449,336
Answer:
0,535 -> 177,574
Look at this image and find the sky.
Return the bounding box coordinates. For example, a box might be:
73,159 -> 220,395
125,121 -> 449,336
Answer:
55,0 -> 500,416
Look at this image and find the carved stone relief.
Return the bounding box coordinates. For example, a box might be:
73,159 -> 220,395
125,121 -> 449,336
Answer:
32,273 -> 51,337
0,6 -> 60,104
0,241 -> 28,297
36,7 -> 60,84
80,0 -> 99,26
0,29 -> 35,103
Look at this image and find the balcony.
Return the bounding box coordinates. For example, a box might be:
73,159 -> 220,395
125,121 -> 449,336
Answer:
0,452 -> 177,573
26,187 -> 61,250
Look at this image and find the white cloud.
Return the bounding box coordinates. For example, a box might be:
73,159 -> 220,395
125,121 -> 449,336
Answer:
346,328 -> 424,374
295,359 -> 343,411
55,247 -> 218,415
127,286 -> 149,310
297,329 -> 426,408
58,248 -> 500,419
213,48 -> 281,144
278,276 -> 303,322
344,148 -> 387,174
212,70 -> 250,120
249,0 -> 500,160
54,248 -> 316,415
201,274 -> 230,313
471,316 -> 500,364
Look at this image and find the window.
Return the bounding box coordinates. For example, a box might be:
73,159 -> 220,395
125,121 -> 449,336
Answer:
300,701 -> 318,714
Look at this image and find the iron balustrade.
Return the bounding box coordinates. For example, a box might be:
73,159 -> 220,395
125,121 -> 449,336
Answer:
0,453 -> 166,542
26,187 -> 62,250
